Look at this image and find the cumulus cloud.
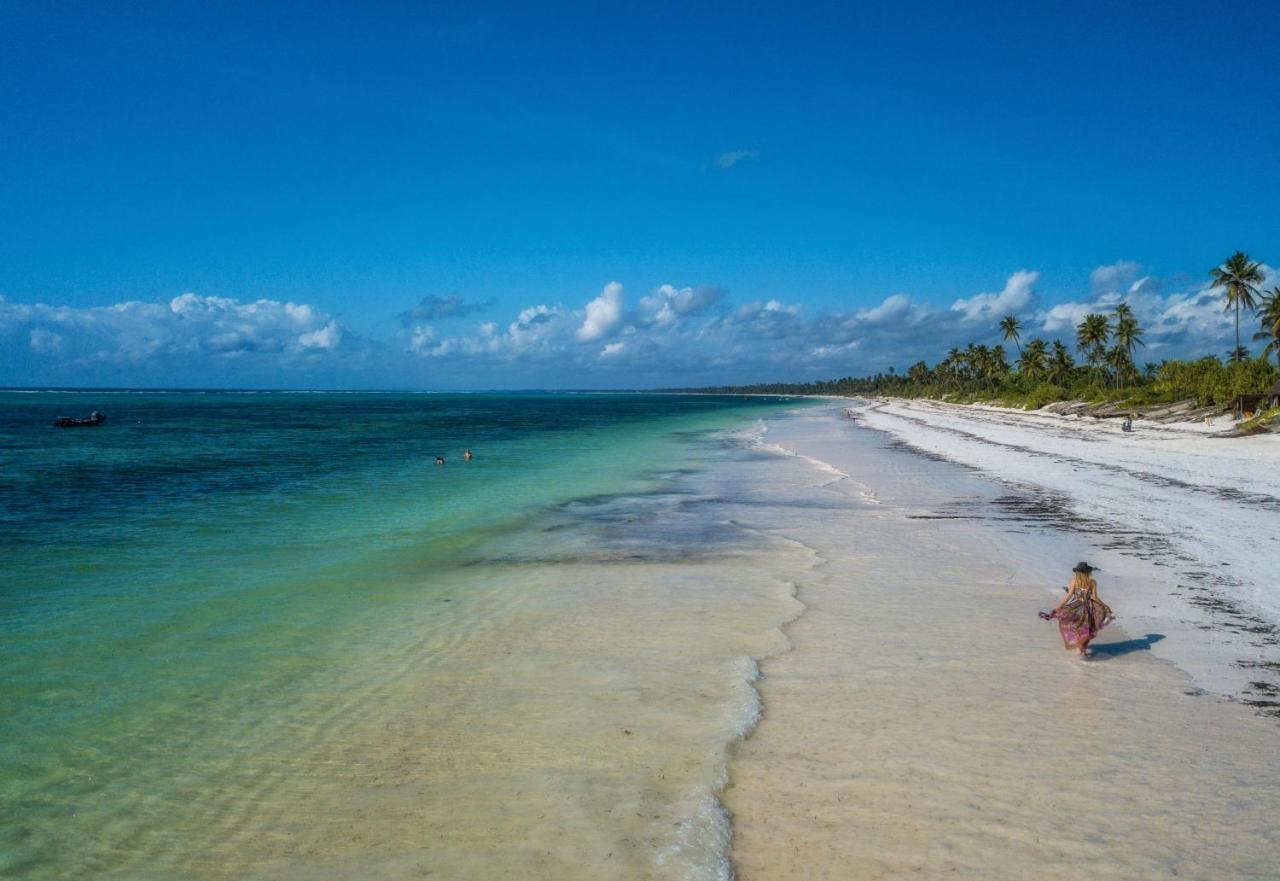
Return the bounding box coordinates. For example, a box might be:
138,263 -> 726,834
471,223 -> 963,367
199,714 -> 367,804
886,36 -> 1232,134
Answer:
408,325 -> 437,354
1043,262 -> 1152,332
950,270 -> 1039,322
299,321 -> 343,350
399,270 -> 1053,383
397,295 -> 492,325
1040,300 -> 1095,333
576,281 -> 624,342
856,294 -> 919,325
714,148 -> 760,169
28,328 -> 64,353
0,292 -> 358,384
639,284 -> 725,324
1089,259 -> 1143,293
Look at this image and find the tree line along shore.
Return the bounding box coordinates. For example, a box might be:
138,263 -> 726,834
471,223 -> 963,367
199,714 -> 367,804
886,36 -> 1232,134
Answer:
679,251 -> 1280,432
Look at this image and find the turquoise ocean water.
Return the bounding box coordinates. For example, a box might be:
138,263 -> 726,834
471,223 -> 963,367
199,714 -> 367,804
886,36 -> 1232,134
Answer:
1,391 -> 809,880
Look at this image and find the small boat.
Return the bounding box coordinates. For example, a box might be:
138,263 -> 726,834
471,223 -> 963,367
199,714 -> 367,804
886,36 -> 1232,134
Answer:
53,411 -> 106,428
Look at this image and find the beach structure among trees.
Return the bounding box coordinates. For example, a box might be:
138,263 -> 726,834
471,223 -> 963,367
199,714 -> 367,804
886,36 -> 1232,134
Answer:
1230,380 -> 1280,420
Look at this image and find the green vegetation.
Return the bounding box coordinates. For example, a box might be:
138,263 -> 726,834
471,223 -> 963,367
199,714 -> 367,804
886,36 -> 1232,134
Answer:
687,252 -> 1280,411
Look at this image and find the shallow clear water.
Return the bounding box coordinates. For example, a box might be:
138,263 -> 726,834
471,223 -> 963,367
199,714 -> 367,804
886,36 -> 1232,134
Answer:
0,391 -> 812,880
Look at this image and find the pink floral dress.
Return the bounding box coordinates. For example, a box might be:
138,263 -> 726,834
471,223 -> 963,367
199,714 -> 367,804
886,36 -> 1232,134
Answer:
1050,584 -> 1113,648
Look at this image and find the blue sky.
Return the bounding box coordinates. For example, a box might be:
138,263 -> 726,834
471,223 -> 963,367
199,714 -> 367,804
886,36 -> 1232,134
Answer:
2,1 -> 1278,388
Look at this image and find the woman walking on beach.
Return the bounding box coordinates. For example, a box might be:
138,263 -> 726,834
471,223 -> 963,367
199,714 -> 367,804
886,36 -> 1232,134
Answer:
1040,562 -> 1113,657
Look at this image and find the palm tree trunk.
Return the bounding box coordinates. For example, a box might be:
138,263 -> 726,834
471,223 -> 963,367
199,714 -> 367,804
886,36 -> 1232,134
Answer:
1235,302 -> 1241,361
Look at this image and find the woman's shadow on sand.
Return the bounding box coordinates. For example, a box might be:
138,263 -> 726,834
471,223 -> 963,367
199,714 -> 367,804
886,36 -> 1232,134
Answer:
1090,634 -> 1166,658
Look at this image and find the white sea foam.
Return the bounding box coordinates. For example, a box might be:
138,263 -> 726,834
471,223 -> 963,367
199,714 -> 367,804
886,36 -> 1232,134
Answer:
654,790 -> 734,881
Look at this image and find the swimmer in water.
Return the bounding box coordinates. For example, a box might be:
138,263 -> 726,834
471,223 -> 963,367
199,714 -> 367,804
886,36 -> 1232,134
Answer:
435,456 -> 445,465
464,449 -> 473,461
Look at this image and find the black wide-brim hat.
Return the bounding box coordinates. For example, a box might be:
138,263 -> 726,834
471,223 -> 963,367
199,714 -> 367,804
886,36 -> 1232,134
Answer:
1073,561 -> 1097,573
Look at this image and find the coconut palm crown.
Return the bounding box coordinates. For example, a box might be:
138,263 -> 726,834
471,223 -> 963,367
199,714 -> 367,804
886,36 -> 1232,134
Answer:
1018,338 -> 1048,380
1112,304 -> 1145,358
999,314 -> 1022,355
1075,313 -> 1110,368
1047,340 -> 1074,385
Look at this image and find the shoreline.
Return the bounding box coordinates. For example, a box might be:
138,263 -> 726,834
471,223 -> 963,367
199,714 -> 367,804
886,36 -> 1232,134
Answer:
725,404 -> 1280,879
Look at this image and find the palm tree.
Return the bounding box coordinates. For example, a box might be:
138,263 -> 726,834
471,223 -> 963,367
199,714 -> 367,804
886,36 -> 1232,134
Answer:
1254,287 -> 1280,370
1105,345 -> 1136,387
1018,338 -> 1048,380
1000,314 -> 1023,356
962,343 -> 984,382
1209,251 -> 1264,362
995,344 -> 1011,374
907,360 -> 932,386
965,344 -> 1007,389
968,344 -> 989,385
1110,303 -> 1145,385
1048,340 -> 1074,386
1076,313 -> 1111,369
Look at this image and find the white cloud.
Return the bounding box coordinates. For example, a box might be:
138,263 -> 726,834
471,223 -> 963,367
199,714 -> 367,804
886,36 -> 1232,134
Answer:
1040,300 -> 1094,333
1040,265 -> 1164,333
856,294 -> 915,324
714,148 -> 760,169
639,284 -> 725,325
950,270 -> 1039,322
510,303 -> 570,352
28,328 -> 64,353
600,341 -> 625,358
576,281 -> 624,342
1089,260 -> 1142,293
1,293 -> 356,383
408,325 -> 436,353
397,295 -> 492,325
299,321 -> 343,350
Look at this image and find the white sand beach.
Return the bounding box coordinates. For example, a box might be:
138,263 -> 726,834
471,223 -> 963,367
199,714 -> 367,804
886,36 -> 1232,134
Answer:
848,397 -> 1280,703
724,403 -> 1280,880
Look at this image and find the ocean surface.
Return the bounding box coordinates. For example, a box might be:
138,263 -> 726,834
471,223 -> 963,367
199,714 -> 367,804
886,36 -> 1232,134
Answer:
0,391 -> 812,881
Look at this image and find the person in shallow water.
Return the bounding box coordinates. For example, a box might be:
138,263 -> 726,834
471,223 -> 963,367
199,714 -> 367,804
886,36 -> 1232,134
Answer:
435,455 -> 445,465
463,449 -> 473,461
1039,562 -> 1113,657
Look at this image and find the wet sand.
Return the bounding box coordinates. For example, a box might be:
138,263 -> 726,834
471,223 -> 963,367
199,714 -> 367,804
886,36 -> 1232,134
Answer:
726,406 -> 1280,880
